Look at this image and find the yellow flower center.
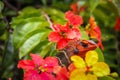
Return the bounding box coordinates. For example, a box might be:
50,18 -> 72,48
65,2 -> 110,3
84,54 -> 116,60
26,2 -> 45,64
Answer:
38,66 -> 47,72
36,66 -> 47,74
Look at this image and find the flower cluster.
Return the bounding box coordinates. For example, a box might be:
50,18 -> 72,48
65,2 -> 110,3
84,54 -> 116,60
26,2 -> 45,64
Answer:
18,53 -> 69,80
69,50 -> 110,80
18,51 -> 110,80
18,11 -> 111,80
86,16 -> 104,50
48,11 -> 83,49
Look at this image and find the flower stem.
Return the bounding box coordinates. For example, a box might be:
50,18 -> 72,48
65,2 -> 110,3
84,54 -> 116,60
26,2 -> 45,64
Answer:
42,12 -> 55,31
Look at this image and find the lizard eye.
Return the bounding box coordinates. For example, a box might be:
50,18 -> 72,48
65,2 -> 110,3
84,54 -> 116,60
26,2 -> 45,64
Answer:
80,41 -> 88,48
74,48 -> 79,54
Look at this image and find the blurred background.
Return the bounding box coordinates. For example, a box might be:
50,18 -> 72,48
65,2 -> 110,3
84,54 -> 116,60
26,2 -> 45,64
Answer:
0,0 -> 120,80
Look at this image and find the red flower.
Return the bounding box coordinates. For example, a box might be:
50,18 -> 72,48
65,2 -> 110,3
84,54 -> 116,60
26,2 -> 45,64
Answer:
54,66 -> 69,80
86,16 -> 104,50
79,6 -> 86,12
48,23 -> 81,49
65,11 -> 83,27
114,17 -> 120,31
24,70 -> 55,80
70,3 -> 79,14
70,2 -> 86,14
17,53 -> 59,80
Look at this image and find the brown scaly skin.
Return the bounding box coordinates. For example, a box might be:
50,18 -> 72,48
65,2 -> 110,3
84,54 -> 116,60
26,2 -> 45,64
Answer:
56,40 -> 97,67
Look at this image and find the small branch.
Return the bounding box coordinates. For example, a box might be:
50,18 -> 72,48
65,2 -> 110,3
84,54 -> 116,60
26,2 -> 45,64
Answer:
42,12 -> 55,31
3,0 -> 18,13
3,17 -> 13,33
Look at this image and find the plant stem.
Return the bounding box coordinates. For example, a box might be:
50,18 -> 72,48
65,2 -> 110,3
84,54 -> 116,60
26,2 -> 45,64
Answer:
42,12 -> 55,31
3,0 -> 18,13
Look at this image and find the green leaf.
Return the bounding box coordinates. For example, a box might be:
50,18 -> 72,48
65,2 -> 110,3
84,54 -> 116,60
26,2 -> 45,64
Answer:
2,35 -> 14,67
112,0 -> 120,16
43,8 -> 66,24
0,1 -> 4,13
11,7 -> 55,59
1,34 -> 15,78
41,0 -> 47,6
99,2 -> 119,16
95,48 -> 104,62
89,0 -> 100,14
12,21 -> 49,48
98,76 -> 115,80
40,42 -> 54,57
19,30 -> 50,58
93,9 -> 109,24
0,21 -> 6,36
80,27 -> 89,40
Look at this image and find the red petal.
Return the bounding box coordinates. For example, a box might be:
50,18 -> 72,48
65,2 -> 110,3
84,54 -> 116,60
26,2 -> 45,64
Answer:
44,57 -> 59,72
30,53 -> 44,66
24,70 -> 41,80
68,63 -> 76,72
65,11 -> 83,26
56,67 -> 69,80
44,57 -> 58,66
40,72 -> 56,80
57,39 -> 68,50
79,6 -> 86,12
71,3 -> 79,14
48,32 -> 61,42
72,15 -> 83,26
98,40 -> 104,50
61,23 -> 70,32
66,28 -> 81,40
24,70 -> 55,80
65,11 -> 74,20
17,60 -> 35,71
94,26 -> 101,37
53,24 -> 62,32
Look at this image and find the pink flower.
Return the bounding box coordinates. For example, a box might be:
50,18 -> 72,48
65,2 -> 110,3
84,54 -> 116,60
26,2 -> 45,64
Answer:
65,11 -> 83,27
17,53 -> 59,80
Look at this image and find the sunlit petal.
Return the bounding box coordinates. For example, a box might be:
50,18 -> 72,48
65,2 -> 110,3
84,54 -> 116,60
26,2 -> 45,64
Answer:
66,28 -> 81,40
70,69 -> 86,80
85,50 -> 98,67
86,74 -> 97,80
71,55 -> 86,68
92,62 -> 110,77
